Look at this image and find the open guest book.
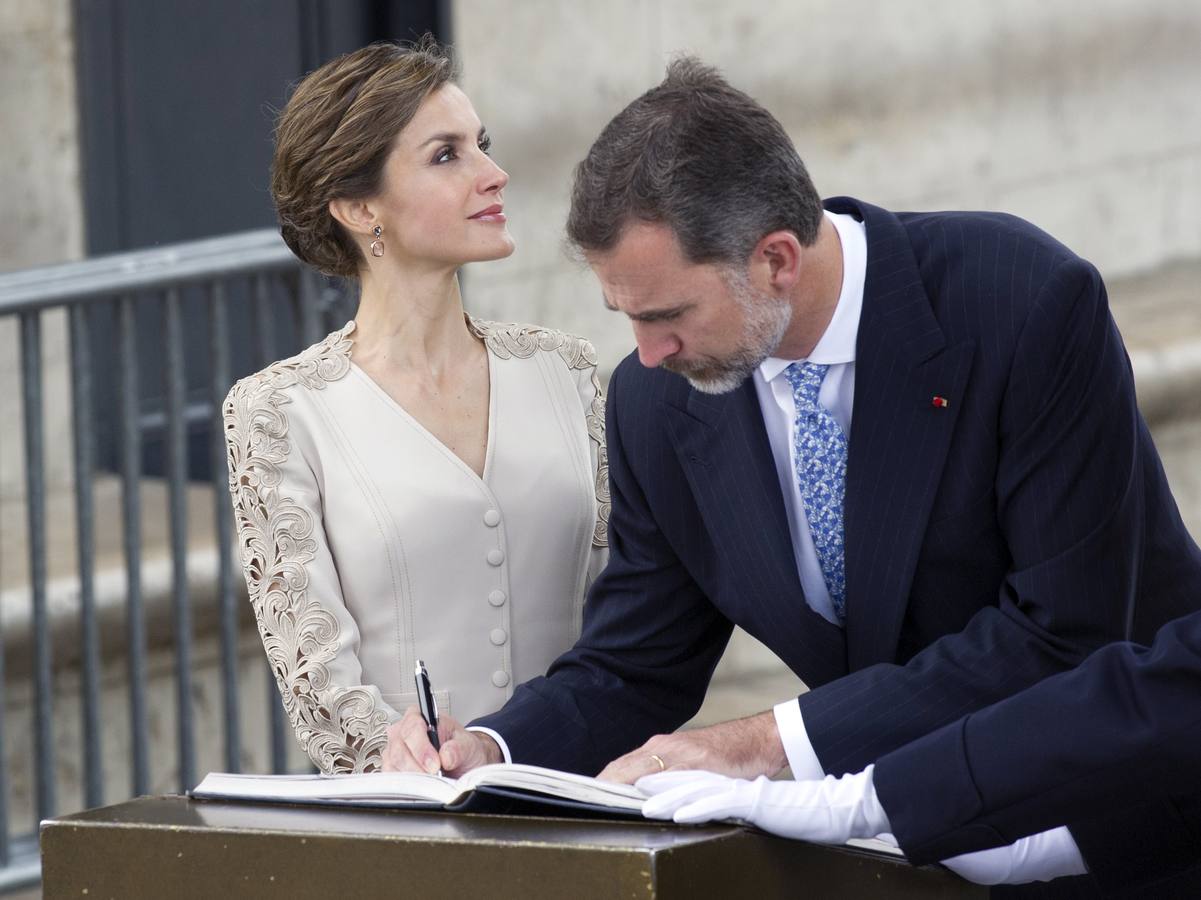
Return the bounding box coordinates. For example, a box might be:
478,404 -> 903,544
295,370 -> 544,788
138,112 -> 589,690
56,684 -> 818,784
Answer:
191,763 -> 647,818
190,764 -> 904,857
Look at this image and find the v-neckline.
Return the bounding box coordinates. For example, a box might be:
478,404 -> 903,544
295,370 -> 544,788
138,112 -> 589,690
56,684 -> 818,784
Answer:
346,322 -> 498,487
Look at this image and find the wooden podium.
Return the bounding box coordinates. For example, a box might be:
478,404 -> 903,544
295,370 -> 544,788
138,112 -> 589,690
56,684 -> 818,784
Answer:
41,796 -> 984,899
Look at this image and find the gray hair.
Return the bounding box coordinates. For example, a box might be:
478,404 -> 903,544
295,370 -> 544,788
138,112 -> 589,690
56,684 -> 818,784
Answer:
566,57 -> 823,265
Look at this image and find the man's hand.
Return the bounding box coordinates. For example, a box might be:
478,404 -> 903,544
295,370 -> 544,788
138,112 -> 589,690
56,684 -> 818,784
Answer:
382,707 -> 503,776
637,767 -> 889,844
596,711 -> 787,784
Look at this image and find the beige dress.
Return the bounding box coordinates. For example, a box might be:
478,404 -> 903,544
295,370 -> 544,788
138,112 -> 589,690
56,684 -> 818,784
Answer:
223,317 -> 609,774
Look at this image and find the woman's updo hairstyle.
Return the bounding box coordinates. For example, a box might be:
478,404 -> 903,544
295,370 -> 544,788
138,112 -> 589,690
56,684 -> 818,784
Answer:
271,36 -> 458,277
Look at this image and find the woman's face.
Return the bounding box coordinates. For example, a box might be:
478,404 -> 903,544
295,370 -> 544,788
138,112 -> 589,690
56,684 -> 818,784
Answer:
372,84 -> 513,268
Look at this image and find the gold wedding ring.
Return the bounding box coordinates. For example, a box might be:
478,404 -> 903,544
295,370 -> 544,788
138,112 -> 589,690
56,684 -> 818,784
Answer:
649,754 -> 666,772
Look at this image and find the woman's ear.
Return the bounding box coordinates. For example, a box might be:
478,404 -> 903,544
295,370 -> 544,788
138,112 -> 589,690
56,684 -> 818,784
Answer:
328,197 -> 376,236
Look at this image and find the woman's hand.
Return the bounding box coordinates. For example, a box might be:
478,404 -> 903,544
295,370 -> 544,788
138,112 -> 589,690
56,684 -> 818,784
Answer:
382,707 -> 503,776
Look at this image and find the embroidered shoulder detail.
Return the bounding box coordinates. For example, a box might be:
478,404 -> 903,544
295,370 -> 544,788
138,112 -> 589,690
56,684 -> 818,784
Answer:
223,320 -> 389,774
245,319 -> 356,394
470,318 -> 610,548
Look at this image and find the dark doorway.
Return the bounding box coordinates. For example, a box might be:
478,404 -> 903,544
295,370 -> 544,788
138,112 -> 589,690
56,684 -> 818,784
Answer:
73,0 -> 447,477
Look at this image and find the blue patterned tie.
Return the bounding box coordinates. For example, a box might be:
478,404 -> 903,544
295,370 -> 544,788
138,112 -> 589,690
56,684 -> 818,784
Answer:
785,362 -> 848,622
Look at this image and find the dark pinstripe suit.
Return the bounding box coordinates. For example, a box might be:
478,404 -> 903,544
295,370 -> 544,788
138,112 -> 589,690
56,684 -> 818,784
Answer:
473,197 -> 1201,886
875,608 -> 1201,894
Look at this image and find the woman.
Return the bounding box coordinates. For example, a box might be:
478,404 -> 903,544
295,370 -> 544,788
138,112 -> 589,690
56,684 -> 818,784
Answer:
223,39 -> 608,775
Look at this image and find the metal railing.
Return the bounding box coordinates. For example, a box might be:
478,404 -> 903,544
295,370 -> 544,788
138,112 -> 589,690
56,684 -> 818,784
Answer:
0,229 -> 354,891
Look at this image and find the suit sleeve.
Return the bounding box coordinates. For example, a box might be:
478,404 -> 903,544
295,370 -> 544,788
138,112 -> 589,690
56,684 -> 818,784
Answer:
224,377 -> 396,774
470,362 -> 736,775
872,610 -> 1201,866
799,258 -> 1152,770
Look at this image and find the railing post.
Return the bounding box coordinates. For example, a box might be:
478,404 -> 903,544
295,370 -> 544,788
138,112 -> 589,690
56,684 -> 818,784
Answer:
118,294 -> 150,797
20,310 -> 55,825
164,287 -> 195,791
298,268 -> 323,346
209,282 -> 240,773
70,304 -> 104,809
0,486 -> 9,868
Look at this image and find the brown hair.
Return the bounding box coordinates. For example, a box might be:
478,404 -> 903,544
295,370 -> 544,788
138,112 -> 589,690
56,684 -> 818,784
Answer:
566,57 -> 823,266
271,37 -> 458,277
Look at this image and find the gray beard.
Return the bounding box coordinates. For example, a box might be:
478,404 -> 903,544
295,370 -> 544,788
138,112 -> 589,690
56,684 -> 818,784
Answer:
664,272 -> 792,395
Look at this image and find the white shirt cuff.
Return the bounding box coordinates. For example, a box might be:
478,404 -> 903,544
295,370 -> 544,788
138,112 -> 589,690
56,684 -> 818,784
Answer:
773,698 -> 825,780
941,826 -> 1087,884
466,726 -> 511,764
1010,827 -> 1088,883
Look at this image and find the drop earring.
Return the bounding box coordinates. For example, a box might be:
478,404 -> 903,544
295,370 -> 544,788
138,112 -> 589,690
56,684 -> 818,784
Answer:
370,225 -> 385,257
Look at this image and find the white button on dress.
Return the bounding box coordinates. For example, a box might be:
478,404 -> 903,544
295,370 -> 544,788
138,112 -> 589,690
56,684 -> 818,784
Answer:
487,549 -> 505,566
490,628 -> 508,646
483,509 -> 501,527
491,670 -> 510,688
488,589 -> 507,607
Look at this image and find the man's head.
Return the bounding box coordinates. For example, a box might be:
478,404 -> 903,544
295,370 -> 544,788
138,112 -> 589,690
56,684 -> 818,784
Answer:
567,59 -> 827,391
590,221 -> 795,394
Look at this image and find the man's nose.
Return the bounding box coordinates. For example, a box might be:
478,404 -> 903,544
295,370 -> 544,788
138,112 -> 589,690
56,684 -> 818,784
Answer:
635,330 -> 681,369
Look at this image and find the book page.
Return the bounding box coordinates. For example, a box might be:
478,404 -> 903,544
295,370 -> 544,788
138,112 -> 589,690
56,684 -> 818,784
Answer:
460,764 -> 646,811
192,771 -> 462,805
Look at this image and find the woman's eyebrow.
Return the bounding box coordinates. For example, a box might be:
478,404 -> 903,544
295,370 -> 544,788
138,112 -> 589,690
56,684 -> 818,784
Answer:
419,131 -> 465,148
419,126 -> 487,149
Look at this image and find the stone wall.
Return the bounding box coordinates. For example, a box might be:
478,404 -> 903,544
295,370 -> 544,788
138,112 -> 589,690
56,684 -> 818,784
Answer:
0,0 -> 84,501
451,0 -> 1201,365
450,0 -> 1201,693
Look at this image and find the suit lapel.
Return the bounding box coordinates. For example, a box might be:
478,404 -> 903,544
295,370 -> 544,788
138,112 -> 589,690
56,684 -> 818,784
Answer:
677,384 -> 797,581
663,384 -> 848,686
836,199 -> 976,669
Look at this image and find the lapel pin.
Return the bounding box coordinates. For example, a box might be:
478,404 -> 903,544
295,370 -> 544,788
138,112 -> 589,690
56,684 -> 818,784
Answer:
932,396 -> 949,408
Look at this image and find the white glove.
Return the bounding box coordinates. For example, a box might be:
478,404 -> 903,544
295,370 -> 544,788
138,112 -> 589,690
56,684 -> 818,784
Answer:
638,766 -> 891,845
940,826 -> 1087,885
640,769 -> 1087,886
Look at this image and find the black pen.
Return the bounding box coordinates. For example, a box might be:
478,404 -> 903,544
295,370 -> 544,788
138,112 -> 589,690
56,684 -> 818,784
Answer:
414,659 -> 442,773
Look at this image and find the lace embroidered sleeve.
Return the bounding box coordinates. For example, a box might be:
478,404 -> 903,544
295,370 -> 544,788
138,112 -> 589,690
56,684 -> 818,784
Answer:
222,326 -> 392,774
571,347 -> 611,596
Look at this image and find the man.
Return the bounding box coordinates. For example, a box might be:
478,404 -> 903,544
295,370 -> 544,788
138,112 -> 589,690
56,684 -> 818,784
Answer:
640,608 -> 1201,894
388,59 -> 1201,890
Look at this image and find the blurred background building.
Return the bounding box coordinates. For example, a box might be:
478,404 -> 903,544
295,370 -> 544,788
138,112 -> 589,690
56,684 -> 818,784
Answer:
1,0 -> 1199,891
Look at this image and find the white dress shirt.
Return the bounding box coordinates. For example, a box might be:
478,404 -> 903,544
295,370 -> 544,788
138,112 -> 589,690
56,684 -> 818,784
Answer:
753,209 -> 865,628
764,209 -> 863,775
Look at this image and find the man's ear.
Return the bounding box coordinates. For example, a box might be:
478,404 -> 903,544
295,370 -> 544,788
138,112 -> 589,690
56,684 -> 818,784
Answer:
328,197 -> 376,237
753,230 -> 803,290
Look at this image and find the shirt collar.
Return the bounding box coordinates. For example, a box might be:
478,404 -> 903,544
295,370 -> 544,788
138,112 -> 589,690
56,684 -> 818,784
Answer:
758,209 -> 866,383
